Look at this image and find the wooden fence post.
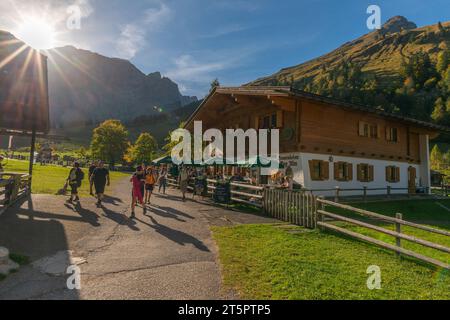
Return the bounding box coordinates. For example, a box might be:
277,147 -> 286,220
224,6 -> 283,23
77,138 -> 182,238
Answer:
335,187 -> 340,203
395,213 -> 403,257
317,196 -> 325,230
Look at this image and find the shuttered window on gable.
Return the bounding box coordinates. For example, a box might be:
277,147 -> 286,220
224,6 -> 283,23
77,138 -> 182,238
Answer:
386,127 -> 399,143
359,122 -> 379,138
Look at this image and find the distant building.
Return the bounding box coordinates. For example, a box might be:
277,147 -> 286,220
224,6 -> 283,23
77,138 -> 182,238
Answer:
185,86 -> 450,196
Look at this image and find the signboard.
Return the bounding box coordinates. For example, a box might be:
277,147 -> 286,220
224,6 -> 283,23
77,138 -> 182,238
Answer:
213,181 -> 231,204
0,35 -> 50,134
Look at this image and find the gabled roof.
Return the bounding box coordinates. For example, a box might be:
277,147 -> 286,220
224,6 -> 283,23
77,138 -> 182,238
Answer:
185,86 -> 450,133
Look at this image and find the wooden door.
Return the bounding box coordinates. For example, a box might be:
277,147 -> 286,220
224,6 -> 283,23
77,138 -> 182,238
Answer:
408,166 -> 417,194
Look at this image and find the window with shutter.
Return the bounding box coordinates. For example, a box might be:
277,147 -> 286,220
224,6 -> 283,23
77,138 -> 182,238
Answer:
321,161 -> 330,181
386,127 -> 399,143
368,165 -> 374,182
369,125 -> 378,138
358,122 -> 368,137
386,166 -> 392,182
358,164 -> 371,182
347,163 -> 353,181
310,160 -> 329,181
395,167 -> 400,183
386,166 -> 400,182
335,162 -> 352,181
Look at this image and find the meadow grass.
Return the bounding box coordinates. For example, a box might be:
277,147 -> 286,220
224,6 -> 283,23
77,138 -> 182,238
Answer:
212,224 -> 450,300
2,159 -> 129,197
212,199 -> 450,300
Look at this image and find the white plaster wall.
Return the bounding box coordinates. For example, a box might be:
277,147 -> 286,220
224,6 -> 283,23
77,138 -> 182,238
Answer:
298,152 -> 422,197
419,134 -> 431,194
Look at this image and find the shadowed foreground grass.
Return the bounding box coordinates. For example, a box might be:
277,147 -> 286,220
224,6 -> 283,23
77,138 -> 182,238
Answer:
2,160 -> 129,197
212,224 -> 450,300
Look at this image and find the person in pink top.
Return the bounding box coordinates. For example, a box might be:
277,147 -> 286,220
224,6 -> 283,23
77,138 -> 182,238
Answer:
130,166 -> 146,218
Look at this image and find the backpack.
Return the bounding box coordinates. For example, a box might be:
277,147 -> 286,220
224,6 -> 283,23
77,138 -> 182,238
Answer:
77,168 -> 85,187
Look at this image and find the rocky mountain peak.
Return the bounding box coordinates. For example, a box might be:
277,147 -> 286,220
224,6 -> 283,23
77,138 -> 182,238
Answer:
381,16 -> 417,34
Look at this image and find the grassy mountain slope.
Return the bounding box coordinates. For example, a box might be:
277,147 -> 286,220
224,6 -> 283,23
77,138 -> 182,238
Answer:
251,16 -> 449,90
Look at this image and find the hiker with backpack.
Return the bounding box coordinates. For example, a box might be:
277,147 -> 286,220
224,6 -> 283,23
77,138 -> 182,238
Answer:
91,161 -> 110,207
66,162 -> 84,204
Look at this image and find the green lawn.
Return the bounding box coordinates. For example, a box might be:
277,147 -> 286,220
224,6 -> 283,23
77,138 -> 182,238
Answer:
2,159 -> 129,197
327,199 -> 450,263
212,199 -> 450,300
213,224 -> 450,300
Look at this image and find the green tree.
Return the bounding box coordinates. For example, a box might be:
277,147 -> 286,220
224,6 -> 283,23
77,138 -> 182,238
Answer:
77,147 -> 88,160
431,97 -> 446,123
210,78 -> 220,92
163,122 -> 187,156
437,50 -> 450,74
91,120 -> 129,166
401,51 -> 436,89
131,133 -> 158,164
430,145 -> 444,170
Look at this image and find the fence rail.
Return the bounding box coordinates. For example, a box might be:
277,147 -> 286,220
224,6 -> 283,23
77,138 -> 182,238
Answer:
167,176 -> 264,208
316,198 -> 450,270
0,173 -> 31,215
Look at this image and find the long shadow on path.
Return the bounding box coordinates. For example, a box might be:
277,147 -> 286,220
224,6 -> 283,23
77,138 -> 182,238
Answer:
101,206 -> 139,232
64,202 -> 100,227
135,215 -> 210,252
148,205 -> 194,222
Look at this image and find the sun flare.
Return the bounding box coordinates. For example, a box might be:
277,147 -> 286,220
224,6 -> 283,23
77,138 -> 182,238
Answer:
15,18 -> 56,50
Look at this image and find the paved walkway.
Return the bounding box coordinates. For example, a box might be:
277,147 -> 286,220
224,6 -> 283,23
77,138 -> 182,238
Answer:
0,178 -> 276,300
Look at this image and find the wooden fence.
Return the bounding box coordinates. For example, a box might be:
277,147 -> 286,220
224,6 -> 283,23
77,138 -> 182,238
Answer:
263,188 -> 317,229
303,186 -> 429,203
166,176 -> 265,208
316,198 -> 450,270
0,173 -> 31,215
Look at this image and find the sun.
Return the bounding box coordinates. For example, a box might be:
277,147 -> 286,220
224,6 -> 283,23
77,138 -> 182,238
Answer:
15,18 -> 56,50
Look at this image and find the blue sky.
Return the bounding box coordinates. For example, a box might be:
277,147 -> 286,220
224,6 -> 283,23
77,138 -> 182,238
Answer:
1,0 -> 449,98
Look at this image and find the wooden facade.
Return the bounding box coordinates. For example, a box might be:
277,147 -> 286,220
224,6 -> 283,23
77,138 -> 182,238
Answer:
186,86 -> 443,165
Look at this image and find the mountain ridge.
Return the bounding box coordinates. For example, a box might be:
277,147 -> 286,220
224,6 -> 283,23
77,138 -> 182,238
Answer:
250,17 -> 450,89
0,30 -> 197,129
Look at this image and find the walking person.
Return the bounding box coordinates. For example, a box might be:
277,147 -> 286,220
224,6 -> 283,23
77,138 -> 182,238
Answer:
179,166 -> 189,202
144,166 -> 157,204
66,162 -> 84,204
88,161 -> 98,196
130,165 -> 146,218
91,161 -> 110,207
158,166 -> 168,194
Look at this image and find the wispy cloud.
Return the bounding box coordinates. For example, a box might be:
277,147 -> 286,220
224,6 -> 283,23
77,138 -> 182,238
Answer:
115,0 -> 172,59
166,54 -> 228,82
197,23 -> 250,39
116,24 -> 146,60
165,43 -> 272,97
